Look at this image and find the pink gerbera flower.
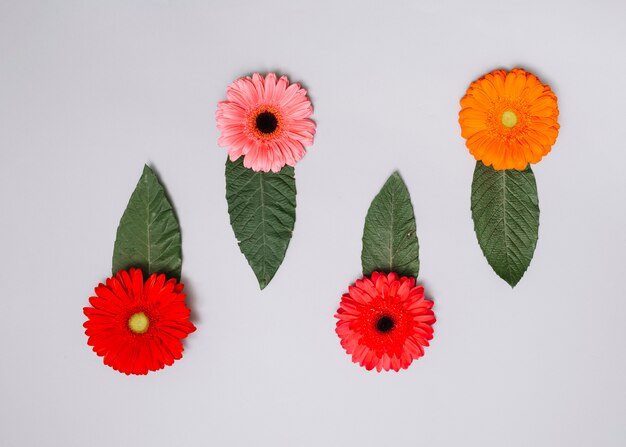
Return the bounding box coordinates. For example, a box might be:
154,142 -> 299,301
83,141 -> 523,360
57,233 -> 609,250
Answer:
216,73 -> 316,173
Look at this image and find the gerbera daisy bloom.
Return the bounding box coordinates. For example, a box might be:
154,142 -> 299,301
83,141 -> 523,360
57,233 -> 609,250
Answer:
83,268 -> 196,375
459,68 -> 559,170
335,272 -> 435,372
216,72 -> 316,173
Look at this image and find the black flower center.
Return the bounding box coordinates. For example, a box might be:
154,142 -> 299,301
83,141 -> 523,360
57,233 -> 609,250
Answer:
376,315 -> 395,333
256,112 -> 278,134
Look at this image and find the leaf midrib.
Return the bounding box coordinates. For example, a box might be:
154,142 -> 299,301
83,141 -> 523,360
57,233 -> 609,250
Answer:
258,172 -> 267,284
146,175 -> 152,274
501,169 -> 511,282
388,188 -> 395,271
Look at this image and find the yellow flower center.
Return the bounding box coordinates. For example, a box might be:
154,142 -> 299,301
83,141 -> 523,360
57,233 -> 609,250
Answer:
501,110 -> 518,128
128,312 -> 150,334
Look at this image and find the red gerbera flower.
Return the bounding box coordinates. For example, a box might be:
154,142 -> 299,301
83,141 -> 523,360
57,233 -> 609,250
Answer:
83,268 -> 196,375
335,272 -> 435,372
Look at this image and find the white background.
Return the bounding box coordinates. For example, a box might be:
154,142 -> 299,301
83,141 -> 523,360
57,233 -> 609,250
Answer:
1,1 -> 625,446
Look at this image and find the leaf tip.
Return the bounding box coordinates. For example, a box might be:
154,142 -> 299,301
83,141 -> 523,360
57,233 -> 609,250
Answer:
506,277 -> 521,288
498,270 -> 523,288
390,170 -> 402,180
142,164 -> 156,176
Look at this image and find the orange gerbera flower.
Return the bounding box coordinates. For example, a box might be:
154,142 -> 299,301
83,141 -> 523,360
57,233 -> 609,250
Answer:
459,68 -> 559,170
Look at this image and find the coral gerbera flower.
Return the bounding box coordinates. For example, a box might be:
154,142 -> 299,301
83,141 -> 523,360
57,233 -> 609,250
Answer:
83,268 -> 196,375
216,72 -> 315,173
335,272 -> 435,372
459,68 -> 559,170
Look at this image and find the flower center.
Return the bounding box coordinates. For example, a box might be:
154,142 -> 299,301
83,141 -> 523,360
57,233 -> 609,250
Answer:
501,110 -> 518,128
248,106 -> 284,141
255,111 -> 278,134
128,312 -> 150,334
376,315 -> 395,333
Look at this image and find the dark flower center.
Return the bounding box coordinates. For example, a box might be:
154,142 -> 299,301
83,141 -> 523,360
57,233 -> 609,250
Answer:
376,315 -> 395,333
256,112 -> 278,134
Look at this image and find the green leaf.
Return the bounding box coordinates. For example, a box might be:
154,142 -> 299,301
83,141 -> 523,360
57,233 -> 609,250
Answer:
225,157 -> 296,289
361,171 -> 420,279
112,165 -> 182,279
471,161 -> 539,287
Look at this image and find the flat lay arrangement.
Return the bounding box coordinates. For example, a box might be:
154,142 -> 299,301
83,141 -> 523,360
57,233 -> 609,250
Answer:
82,69 -> 559,375
5,3 -> 626,447
0,4 -> 626,447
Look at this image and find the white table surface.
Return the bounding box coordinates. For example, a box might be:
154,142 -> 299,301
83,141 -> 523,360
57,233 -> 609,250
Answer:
1,1 -> 625,446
